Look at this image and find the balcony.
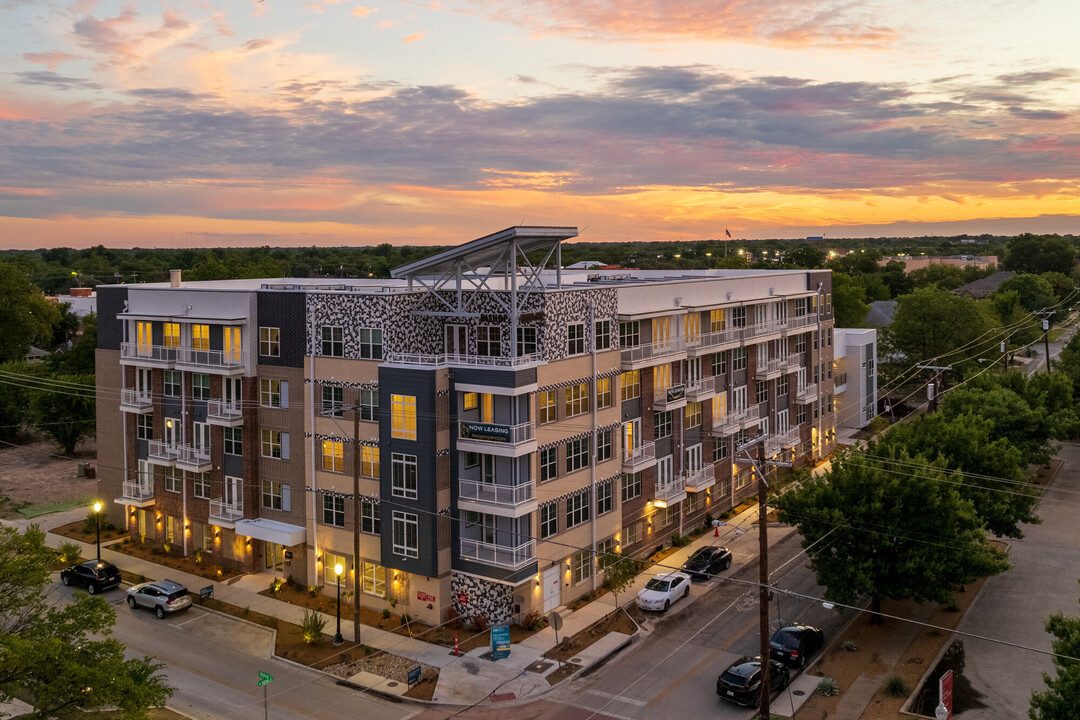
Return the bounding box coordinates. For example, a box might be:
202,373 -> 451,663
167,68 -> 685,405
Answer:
175,444 -> 211,473
382,352 -> 543,369
209,498 -> 244,529
765,428 -> 802,458
120,342 -> 176,368
120,388 -> 153,414
687,327 -> 746,356
147,440 -> 178,466
115,480 -> 155,508
712,406 -> 753,435
207,399 -> 243,427
746,321 -> 783,341
654,477 -> 687,508
786,353 -> 804,370
458,480 -> 537,518
743,402 -> 769,430
460,538 -> 535,570
796,383 -> 819,404
175,347 -> 246,375
622,441 -> 657,473
621,337 -> 687,370
686,375 -> 719,402
784,315 -> 818,332
834,371 -> 848,388
654,384 -> 687,412
456,421 -> 536,458
685,465 -> 715,493
755,356 -> 787,379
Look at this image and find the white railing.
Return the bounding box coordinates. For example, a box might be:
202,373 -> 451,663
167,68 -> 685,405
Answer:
120,342 -> 176,365
796,383 -> 819,403
686,375 -> 717,398
746,321 -> 783,339
458,480 -> 534,507
120,388 -> 153,410
121,480 -> 154,502
655,477 -> 687,504
175,347 -> 245,370
713,406 -> 752,431
756,356 -> 787,374
622,441 -> 656,467
685,465 -> 715,491
786,353 -> 803,369
147,441 -> 178,463
459,538 -> 535,569
175,444 -> 211,469
620,337 -> 686,364
210,497 -> 244,523
207,399 -> 243,422
457,421 -> 535,446
693,327 -> 748,351
766,428 -> 802,456
383,352 -> 543,368
785,315 -> 819,331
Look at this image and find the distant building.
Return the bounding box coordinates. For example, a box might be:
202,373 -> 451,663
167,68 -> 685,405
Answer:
49,287 -> 97,317
877,255 -> 997,272
833,329 -> 877,429
865,300 -> 897,328
25,346 -> 51,364
953,270 -> 1015,299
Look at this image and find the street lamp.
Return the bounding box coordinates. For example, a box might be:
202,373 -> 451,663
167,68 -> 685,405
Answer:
92,501 -> 102,561
333,563 -> 344,646
935,701 -> 949,720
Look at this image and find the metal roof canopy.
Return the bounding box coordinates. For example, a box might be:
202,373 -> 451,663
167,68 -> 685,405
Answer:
389,225 -> 579,320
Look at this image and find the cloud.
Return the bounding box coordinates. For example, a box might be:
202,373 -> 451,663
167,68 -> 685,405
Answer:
352,6 -> 378,18
22,51 -> 80,70
240,37 -> 274,52
13,71 -> 103,91
125,87 -> 216,102
402,32 -> 426,43
71,7 -> 198,67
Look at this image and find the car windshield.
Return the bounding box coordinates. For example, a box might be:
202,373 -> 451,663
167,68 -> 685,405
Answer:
167,588 -> 189,601
688,549 -> 711,562
645,578 -> 671,592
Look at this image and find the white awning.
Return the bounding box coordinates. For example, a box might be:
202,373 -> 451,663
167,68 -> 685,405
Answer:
234,518 -> 306,546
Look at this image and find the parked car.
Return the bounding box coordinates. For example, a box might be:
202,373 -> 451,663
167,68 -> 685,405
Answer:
716,655 -> 790,708
681,546 -> 733,580
635,571 -> 691,611
769,624 -> 826,667
59,560 -> 122,595
126,579 -> 192,618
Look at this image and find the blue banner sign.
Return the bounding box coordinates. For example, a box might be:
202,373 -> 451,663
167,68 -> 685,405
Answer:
407,665 -> 422,685
460,421 -> 511,443
666,385 -> 686,402
491,624 -> 511,660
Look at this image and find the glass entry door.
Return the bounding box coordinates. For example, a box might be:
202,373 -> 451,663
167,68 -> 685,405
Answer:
264,541 -> 285,572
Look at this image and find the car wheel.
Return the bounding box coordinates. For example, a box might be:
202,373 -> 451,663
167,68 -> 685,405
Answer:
87,583 -> 97,595
155,605 -> 165,619
127,596 -> 137,609
724,558 -> 731,570
751,694 -> 761,709
797,653 -> 805,668
62,575 -> 70,586
663,599 -> 670,611
683,586 -> 690,599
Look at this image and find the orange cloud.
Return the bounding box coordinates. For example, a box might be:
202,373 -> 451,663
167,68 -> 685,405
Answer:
402,32 -> 426,43
22,51 -> 79,70
352,6 -> 378,18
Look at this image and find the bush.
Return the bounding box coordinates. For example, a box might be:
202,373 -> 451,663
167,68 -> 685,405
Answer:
193,547 -> 204,564
301,609 -> 326,644
381,608 -> 391,620
400,613 -> 411,626
161,541 -> 172,555
471,613 -> 488,632
57,541 -> 81,566
521,609 -> 545,631
884,676 -> 908,698
670,533 -> 692,547
447,607 -> 462,630
269,577 -> 284,595
842,639 -> 858,652
83,509 -> 104,534
265,617 -> 279,630
308,585 -> 319,597
816,677 -> 840,697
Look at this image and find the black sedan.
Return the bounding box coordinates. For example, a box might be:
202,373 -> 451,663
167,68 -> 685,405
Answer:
769,624 -> 826,667
681,546 -> 732,580
716,655 -> 790,708
60,560 -> 122,595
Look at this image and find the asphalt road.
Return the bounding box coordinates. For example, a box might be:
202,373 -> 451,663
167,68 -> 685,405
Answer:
50,581 -> 420,720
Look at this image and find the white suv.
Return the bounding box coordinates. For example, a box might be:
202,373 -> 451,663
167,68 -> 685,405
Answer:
127,579 -> 192,618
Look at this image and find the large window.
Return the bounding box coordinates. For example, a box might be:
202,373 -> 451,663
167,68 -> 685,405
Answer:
655,410 -> 673,439
709,309 -> 725,332
137,414 -> 152,440
322,440 -> 344,472
597,429 -> 612,462
712,351 -> 727,377
621,472 -> 641,501
392,511 -> 419,558
323,495 -> 345,527
224,427 -> 242,455
713,436 -> 728,461
756,381 -> 769,404
685,401 -> 702,428
164,370 -> 180,397
260,327 -> 280,356
538,390 -> 557,424
192,373 -> 210,400
732,347 -> 747,371
565,437 -> 590,473
321,326 -> 343,357
359,328 -> 382,360
516,327 -> 537,356
262,480 -> 283,510
360,389 -> 379,421
323,553 -> 347,584
261,429 -> 286,459
595,320 -> 611,351
596,377 -> 613,409
566,489 -> 590,528
164,467 -> 181,494
391,394 -> 416,439
596,479 -> 613,515
540,502 -> 558,539
260,379 -> 282,408
322,386 -> 343,417
621,370 -> 640,400
572,550 -> 591,584
360,446 -> 379,478
539,447 -> 557,482
191,324 -> 209,351
391,453 -> 418,499
567,323 -> 585,355
654,363 -> 671,392
192,472 -> 210,499
363,561 -> 386,597
477,326 -> 501,357
163,322 -> 180,348
564,382 -> 590,417
731,307 -> 747,328
619,321 -> 640,348
361,500 -> 380,534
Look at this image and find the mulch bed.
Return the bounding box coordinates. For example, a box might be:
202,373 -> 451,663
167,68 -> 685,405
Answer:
544,607 -> 638,663
51,520 -> 124,546
107,538 -> 243,582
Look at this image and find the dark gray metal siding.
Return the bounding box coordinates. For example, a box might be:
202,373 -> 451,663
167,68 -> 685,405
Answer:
256,291 -> 306,368
96,286 -> 128,351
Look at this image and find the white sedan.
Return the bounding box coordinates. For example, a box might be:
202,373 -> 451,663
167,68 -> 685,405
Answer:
635,571 -> 692,611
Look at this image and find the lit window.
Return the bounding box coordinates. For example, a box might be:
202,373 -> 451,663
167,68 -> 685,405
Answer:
191,324 -> 209,351
391,394 -> 416,439
322,440 -> 344,472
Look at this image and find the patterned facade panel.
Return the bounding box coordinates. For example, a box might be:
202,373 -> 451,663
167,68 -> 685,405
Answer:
307,292 -> 442,357
451,571 -> 514,624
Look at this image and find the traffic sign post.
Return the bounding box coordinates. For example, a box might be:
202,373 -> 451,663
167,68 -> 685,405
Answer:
258,671 -> 274,720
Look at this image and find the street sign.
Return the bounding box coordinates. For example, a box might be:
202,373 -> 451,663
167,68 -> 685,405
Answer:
547,610 -> 564,632
258,670 -> 274,687
491,625 -> 511,660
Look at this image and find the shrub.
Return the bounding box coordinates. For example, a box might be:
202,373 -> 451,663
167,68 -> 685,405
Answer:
161,541 -> 172,555
269,577 -> 284,595
670,533 -> 692,547
57,542 -> 82,566
243,606 -> 251,616
400,613 -> 411,626
447,607 -> 462,630
471,613 -> 488,632
381,608 -> 391,620
884,676 -> 908,698
704,512 -> 715,530
842,640 -> 858,652
816,678 -> 840,697
308,585 -> 319,597
150,546 -> 163,556
132,573 -> 146,584
265,617 -> 279,630
193,547 -> 204,564
83,510 -> 103,534
301,609 -> 326,644
521,609 -> 545,631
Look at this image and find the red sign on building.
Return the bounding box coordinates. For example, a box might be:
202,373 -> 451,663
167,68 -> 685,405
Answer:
417,591 -> 436,603
939,669 -> 953,719
457,593 -> 469,604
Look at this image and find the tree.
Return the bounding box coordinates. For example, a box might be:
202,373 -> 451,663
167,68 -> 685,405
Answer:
1030,586 -> 1080,720
880,260 -> 914,298
30,373 -> 95,456
0,262 -> 61,361
49,313 -> 96,376
785,245 -> 827,269
599,551 -> 639,612
0,525 -> 173,717
882,287 -> 996,367
1004,234 -> 1075,275
996,274 -> 1056,313
0,361 -> 45,442
909,264 -> 965,291
832,272 -> 870,328
773,450 -> 1009,617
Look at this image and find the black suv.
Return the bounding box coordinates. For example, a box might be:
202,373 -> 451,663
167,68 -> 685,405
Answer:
769,624 -> 825,667
716,656 -> 789,708
681,546 -> 733,580
60,560 -> 122,595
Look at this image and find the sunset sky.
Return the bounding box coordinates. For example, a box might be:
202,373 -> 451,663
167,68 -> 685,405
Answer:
1,0 -> 1079,248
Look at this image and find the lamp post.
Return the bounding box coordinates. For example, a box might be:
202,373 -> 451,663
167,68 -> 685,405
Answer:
333,563 -> 344,646
92,501 -> 102,561
935,701 -> 949,720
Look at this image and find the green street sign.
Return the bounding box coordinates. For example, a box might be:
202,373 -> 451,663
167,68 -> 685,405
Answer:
257,671 -> 273,687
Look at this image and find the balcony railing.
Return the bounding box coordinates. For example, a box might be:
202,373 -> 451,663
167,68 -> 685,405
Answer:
460,538 -> 535,570
147,441 -> 178,465
207,399 -> 243,425
622,441 -> 657,471
175,444 -> 211,472
756,356 -> 787,375
458,480 -> 534,507
120,342 -> 176,367
713,406 -> 753,432
457,421 -> 535,448
747,320 -> 783,339
785,315 -> 819,331
175,347 -> 245,372
691,327 -> 748,352
654,384 -> 687,410
383,352 -> 543,368
209,498 -> 244,526
120,388 -> 153,413
686,375 -> 718,400
620,337 -> 686,366
685,465 -> 715,492
654,477 -> 687,507
119,480 -> 154,504
796,383 -> 819,403
786,353 -> 804,369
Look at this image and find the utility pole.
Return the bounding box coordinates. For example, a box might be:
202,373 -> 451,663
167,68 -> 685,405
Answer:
352,407 -> 361,641
1034,310 -> 1055,375
756,439 -> 770,719
917,364 -> 951,413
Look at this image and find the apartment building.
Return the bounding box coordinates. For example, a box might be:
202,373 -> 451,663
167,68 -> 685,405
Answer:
833,328 -> 878,429
96,226 -> 837,626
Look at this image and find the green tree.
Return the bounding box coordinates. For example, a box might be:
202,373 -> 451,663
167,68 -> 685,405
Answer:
0,525 -> 173,717
1030,587 -> 1080,720
1004,234 -> 1076,275
832,272 -> 870,328
30,373 -> 95,456
49,313 -> 96,376
882,287 -> 996,366
599,551 -> 639,612
785,245 -> 827,269
880,260 -> 914,298
773,450 -> 1009,617
0,361 -> 46,442
909,264 -> 965,290
996,274 -> 1056,313
0,262 -> 61,362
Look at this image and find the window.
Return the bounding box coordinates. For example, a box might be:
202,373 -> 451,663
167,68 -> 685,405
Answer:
685,401 -> 702,428
732,347 -> 747,371
572,550 -> 591,584
192,472 -> 210,499
260,379 -> 282,408
756,381 -> 769,404
262,480 -> 283,510
709,309 -> 726,332
654,363 -> 671,392
516,327 -> 537,356
164,370 -> 180,397
224,427 -> 242,455
477,326 -> 500,356
735,468 -> 751,490
323,495 -> 345,527
795,298 -> 808,317
623,520 -> 642,547
261,429 -> 286,459
565,382 -> 590,417
597,429 -> 613,462
539,447 -> 558,482
392,511 -> 419,558
137,414 -> 153,440
619,321 -> 640,348
659,505 -> 677,528
392,453 -> 418,499
322,386 -> 343,417
797,404 -> 807,424
566,437 -> 590,473
621,370 -> 640,401
713,436 -> 728,461
596,479 -> 613,515
391,394 -> 417,439
778,375 -> 789,396
827,327 -> 833,347
164,467 -> 181,493
655,410 -> 673,439
463,451 -> 479,469
621,472 -> 642,502
363,561 -> 386,597
538,391 -> 556,424
191,324 -> 209,351
712,351 -> 727,377
321,326 -> 343,357
540,502 -> 558,538
323,553 -> 347,585
260,327 -> 280,356
596,377 -> 613,409
359,328 -> 382,359
566,489 -> 590,528
360,446 -> 379,478
136,321 -> 152,352
597,537 -> 615,560
686,491 -> 703,513
796,333 -> 807,354
653,317 -> 670,343
828,394 -> 834,413
567,323 -> 585,355
360,389 -> 379,421
686,312 -> 701,342
595,320 -> 611,350
322,440 -> 344,472
191,373 -> 210,401
463,392 -> 478,411
731,307 -> 747,327
867,357 -> 875,377
361,500 -> 380,534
